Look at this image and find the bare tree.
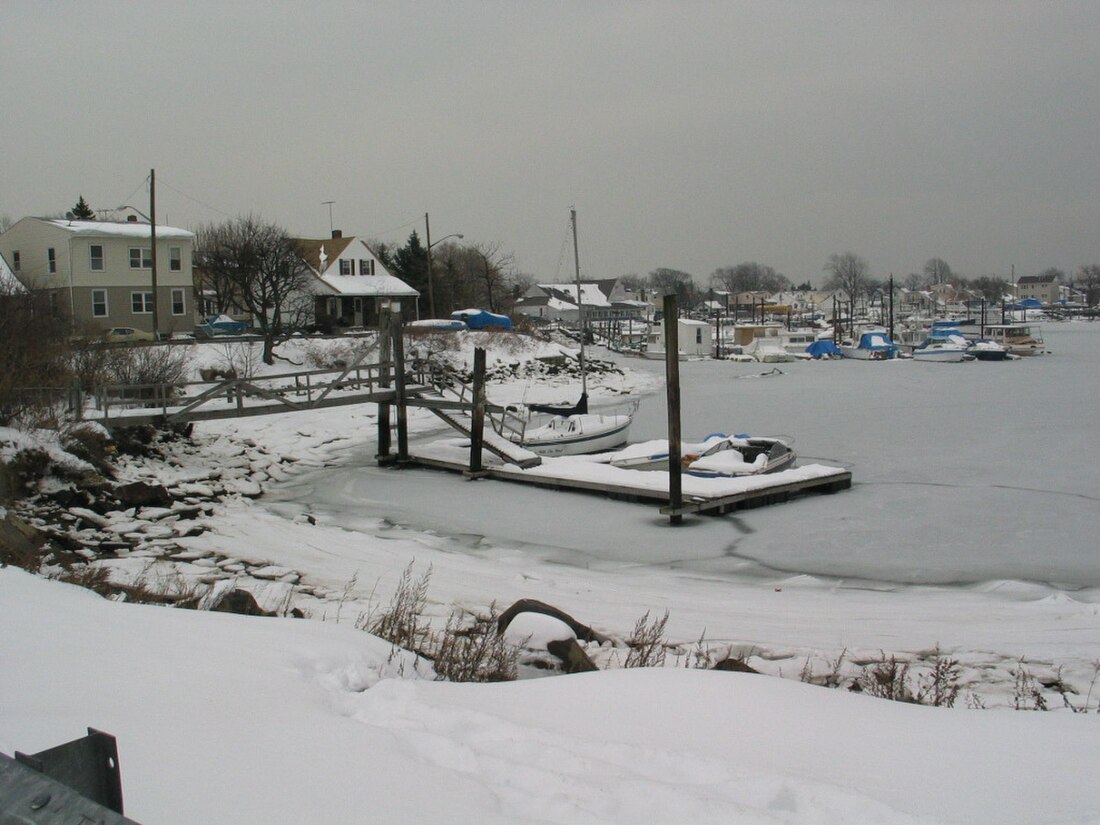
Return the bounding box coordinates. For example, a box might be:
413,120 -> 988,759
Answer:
823,252 -> 870,333
432,241 -> 518,315
195,216 -> 312,365
923,258 -> 953,286
709,262 -> 790,294
1078,264 -> 1100,306
648,268 -> 697,307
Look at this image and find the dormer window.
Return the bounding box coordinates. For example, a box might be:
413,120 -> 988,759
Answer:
360,259 -> 375,275
339,259 -> 353,276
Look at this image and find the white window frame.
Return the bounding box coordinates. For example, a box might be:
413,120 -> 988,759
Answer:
47,247 -> 56,274
169,246 -> 181,272
129,247 -> 152,269
359,259 -> 374,276
131,291 -> 154,314
171,288 -> 186,316
339,259 -> 354,276
90,244 -> 104,271
91,289 -> 108,318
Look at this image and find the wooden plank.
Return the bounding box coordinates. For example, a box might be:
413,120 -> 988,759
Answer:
658,472 -> 852,516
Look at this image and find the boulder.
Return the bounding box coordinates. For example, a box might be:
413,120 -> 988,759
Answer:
210,588 -> 274,617
712,656 -> 760,674
113,481 -> 172,508
546,638 -> 599,674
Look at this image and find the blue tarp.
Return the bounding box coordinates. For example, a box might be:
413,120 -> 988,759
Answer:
1006,299 -> 1043,309
451,309 -> 513,330
806,340 -> 841,358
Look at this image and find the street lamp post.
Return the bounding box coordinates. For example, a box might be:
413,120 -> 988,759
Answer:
423,211 -> 463,318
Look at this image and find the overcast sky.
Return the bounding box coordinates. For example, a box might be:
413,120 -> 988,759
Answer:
3,2 -> 1098,287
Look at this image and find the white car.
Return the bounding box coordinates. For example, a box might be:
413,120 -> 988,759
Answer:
104,326 -> 155,343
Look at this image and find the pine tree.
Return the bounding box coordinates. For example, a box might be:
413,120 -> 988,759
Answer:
71,195 -> 95,220
392,230 -> 428,294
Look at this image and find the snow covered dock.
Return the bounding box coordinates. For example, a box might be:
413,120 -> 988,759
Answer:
406,438 -> 851,515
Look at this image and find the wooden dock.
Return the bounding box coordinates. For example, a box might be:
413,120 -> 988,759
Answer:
404,441 -> 851,517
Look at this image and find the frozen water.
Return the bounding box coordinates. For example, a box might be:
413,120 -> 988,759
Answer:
268,324 -> 1100,588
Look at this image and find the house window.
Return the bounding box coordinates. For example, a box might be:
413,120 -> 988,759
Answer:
339,259 -> 354,276
171,288 -> 185,316
47,247 -> 56,274
129,247 -> 152,269
169,247 -> 181,271
359,259 -> 375,276
131,291 -> 154,314
11,251 -> 19,272
696,328 -> 703,345
90,244 -> 104,271
92,289 -> 108,318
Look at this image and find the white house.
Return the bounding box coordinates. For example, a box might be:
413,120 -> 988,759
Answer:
1015,273 -> 1059,304
0,216 -> 195,335
293,232 -> 418,328
646,318 -> 714,358
514,278 -> 650,325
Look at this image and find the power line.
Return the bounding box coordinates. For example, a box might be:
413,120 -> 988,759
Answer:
158,178 -> 236,219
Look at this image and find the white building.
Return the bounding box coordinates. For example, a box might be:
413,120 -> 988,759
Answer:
0,216 -> 195,335
293,232 -> 419,328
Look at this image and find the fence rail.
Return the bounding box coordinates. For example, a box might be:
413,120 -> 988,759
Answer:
91,358 -> 427,426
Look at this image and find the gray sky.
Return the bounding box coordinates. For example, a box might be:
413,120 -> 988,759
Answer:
3,2 -> 1098,287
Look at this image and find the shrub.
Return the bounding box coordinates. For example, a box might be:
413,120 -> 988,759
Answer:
623,610 -> 670,668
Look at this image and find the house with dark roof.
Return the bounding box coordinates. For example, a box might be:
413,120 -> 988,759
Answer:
1015,273 -> 1059,304
293,231 -> 418,329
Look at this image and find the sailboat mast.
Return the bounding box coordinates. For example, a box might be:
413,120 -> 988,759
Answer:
571,208 -> 588,399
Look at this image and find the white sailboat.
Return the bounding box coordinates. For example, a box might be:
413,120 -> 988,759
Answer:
500,209 -> 636,456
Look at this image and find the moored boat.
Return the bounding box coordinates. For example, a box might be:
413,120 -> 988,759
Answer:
608,433 -> 795,476
838,330 -> 899,360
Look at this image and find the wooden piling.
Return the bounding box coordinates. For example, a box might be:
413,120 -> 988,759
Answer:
664,294 -> 683,524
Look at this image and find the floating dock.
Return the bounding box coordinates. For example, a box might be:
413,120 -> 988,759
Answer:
405,438 -> 851,517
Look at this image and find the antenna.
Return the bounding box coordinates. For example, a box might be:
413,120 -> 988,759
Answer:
322,201 -> 335,234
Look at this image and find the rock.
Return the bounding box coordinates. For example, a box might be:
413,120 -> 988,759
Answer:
250,564 -> 296,580
546,638 -> 599,673
712,657 -> 761,674
210,588 -> 274,617
114,481 -> 172,508
498,598 -> 609,643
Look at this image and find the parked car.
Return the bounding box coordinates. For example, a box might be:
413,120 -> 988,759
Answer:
104,326 -> 155,343
194,315 -> 250,338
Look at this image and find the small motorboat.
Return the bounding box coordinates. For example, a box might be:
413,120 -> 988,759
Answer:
911,333 -> 973,362
838,330 -> 899,360
609,433 -> 795,477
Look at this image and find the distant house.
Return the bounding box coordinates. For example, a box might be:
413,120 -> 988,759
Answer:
293,232 -> 418,328
1016,273 -> 1059,305
514,278 -> 649,325
0,216 -> 195,334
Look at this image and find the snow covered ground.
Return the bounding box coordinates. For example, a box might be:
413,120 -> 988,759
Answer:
4,323 -> 1100,824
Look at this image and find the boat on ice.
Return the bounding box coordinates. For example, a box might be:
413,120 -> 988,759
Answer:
838,330 -> 899,360
509,398 -> 638,457
911,327 -> 973,362
978,323 -> 1045,356
608,433 -> 796,477
498,209 -> 636,457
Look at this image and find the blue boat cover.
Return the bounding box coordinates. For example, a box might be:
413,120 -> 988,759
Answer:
805,340 -> 841,358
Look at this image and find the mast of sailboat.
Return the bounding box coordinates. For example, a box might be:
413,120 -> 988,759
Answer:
571,208 -> 588,402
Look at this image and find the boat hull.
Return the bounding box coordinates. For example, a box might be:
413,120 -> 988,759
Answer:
519,414 -> 633,457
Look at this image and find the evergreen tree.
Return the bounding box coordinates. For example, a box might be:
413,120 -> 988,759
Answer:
71,195 -> 95,220
392,230 -> 428,294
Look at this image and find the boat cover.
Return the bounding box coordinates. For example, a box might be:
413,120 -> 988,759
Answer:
805,340 -> 841,358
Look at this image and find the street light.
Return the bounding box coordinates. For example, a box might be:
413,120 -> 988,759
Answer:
423,211 -> 463,318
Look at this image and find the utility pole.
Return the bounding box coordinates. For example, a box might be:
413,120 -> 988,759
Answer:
424,212 -> 435,318
150,169 -> 159,340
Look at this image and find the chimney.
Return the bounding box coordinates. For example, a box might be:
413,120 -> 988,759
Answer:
331,229 -> 342,239
127,215 -> 138,222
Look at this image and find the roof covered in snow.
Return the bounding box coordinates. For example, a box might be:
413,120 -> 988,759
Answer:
40,218 -> 195,240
